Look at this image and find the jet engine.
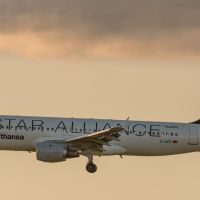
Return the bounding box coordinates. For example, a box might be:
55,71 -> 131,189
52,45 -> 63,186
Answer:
36,141 -> 79,163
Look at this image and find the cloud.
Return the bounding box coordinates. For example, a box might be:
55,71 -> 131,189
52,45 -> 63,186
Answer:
0,0 -> 200,61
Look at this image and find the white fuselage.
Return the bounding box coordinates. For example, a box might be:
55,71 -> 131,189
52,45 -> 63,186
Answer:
0,115 -> 199,156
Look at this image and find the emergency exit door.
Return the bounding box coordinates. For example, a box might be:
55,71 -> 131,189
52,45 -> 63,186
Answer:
189,127 -> 198,145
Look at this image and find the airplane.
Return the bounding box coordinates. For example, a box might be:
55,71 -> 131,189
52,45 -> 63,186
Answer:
0,115 -> 199,173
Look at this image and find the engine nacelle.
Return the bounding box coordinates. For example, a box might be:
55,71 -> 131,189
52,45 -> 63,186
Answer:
36,142 -> 67,163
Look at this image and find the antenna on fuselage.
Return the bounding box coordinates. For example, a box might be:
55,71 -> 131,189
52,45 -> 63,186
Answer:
126,117 -> 130,121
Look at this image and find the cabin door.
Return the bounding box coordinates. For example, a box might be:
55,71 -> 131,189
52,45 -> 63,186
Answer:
189,127 -> 198,145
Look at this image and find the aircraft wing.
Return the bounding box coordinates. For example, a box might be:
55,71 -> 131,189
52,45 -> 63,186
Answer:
66,127 -> 123,143
56,127 -> 124,154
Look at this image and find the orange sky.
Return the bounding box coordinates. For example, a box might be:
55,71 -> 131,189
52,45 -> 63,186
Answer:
0,56 -> 200,200
0,1 -> 200,200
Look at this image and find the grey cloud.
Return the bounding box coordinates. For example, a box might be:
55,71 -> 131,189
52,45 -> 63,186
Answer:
0,0 -> 199,60
0,0 -> 200,33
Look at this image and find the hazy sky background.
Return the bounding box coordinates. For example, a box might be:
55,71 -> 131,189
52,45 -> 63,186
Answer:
0,1 -> 200,200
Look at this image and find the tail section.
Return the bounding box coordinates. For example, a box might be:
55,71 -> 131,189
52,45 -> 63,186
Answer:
191,119 -> 200,124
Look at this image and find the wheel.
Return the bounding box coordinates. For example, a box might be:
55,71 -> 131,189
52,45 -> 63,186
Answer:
86,162 -> 97,173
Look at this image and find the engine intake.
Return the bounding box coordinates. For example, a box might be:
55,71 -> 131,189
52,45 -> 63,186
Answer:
36,141 -> 67,163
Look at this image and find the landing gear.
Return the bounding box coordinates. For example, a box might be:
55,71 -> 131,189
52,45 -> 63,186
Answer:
85,153 -> 97,173
86,162 -> 97,173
